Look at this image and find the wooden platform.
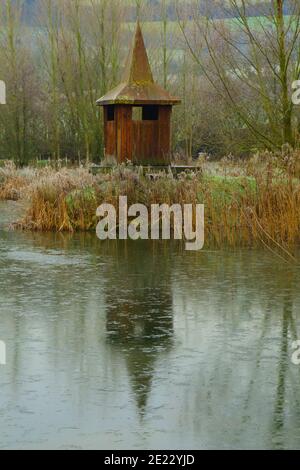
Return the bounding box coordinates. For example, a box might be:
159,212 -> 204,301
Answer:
89,165 -> 202,177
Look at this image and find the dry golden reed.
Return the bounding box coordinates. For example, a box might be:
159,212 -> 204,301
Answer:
1,151 -> 300,250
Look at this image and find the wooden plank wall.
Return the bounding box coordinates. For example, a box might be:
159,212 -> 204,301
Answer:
106,122 -> 116,157
104,107 -> 116,158
132,121 -> 159,164
132,106 -> 172,165
116,106 -> 132,163
158,106 -> 172,164
104,105 -> 173,165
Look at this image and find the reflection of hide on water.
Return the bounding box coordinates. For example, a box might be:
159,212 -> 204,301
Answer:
104,241 -> 174,412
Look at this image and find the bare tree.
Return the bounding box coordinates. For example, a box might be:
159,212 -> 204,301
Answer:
0,0 -> 40,165
178,0 -> 300,150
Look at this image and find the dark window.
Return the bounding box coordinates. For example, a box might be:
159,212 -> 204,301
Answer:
107,105 -> 115,121
142,106 -> 159,121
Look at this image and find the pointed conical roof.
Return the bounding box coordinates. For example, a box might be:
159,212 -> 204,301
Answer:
97,22 -> 180,106
122,22 -> 154,85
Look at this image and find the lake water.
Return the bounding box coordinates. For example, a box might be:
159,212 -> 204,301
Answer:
1,201 -> 300,450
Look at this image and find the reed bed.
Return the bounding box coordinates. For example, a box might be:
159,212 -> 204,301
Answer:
1,150 -> 300,250
0,162 -> 36,201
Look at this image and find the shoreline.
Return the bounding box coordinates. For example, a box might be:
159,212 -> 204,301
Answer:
1,158 -> 300,254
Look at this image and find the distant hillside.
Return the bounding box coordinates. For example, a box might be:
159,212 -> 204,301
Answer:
21,0 -> 295,25
17,0 -> 37,25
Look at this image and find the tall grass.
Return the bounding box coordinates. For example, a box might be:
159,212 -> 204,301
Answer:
0,162 -> 36,201
1,151 -> 300,251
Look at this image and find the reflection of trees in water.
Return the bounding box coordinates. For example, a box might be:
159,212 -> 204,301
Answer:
271,284 -> 300,449
104,241 -> 174,414
0,232 -> 109,383
241,283 -> 299,449
235,269 -> 300,449
1,233 -> 174,413
3,230 -> 300,444
172,250 -> 300,448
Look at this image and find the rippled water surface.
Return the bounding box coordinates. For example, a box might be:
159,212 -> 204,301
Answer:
1,201 -> 300,450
